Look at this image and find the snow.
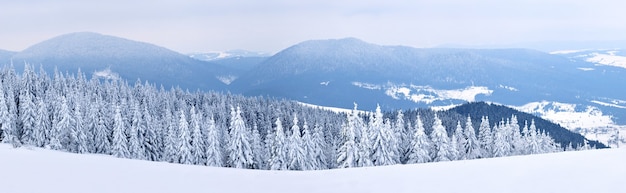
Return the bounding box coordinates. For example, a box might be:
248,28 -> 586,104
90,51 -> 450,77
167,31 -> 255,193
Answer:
216,75 -> 238,85
549,49 -> 590,55
586,51 -> 626,69
384,84 -> 493,104
591,100 -> 626,109
1,144 -> 625,193
515,101 -> 626,146
297,102 -> 365,114
430,104 -> 461,111
498,84 -> 519,91
351,81 -> 382,90
577,67 -> 595,71
92,68 -> 120,80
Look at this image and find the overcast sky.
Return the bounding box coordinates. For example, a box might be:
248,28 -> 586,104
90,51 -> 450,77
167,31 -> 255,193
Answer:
1,0 -> 625,53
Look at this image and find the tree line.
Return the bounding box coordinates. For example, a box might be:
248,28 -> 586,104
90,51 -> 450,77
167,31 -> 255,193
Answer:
0,64 -> 593,170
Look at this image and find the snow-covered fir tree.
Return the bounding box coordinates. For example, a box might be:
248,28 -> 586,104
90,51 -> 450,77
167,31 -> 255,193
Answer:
406,113 -> 431,164
111,105 -> 129,158
269,117 -> 288,170
337,104 -> 361,168
205,116 -> 223,167
227,106 -> 254,169
430,114 -> 452,162
462,116 -> 481,160
370,105 -> 397,166
478,116 -> 493,158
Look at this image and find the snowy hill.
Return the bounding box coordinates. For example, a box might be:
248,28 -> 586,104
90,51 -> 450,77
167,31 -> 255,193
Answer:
1,144 -> 623,193
7,32 -> 233,91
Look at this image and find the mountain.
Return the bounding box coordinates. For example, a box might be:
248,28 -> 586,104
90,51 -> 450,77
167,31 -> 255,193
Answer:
188,49 -> 270,61
231,38 -> 625,145
0,49 -> 16,63
2,144 -> 624,193
233,38 -> 615,108
7,32 -> 232,91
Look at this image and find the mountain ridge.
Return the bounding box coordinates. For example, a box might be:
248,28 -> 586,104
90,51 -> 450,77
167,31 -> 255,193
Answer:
6,32 -> 233,91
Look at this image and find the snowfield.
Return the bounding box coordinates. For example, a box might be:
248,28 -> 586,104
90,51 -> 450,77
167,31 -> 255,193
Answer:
1,144 -> 624,193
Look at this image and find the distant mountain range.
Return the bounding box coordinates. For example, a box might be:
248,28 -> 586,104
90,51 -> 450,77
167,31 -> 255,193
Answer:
1,32 -> 624,146
3,32 -> 233,91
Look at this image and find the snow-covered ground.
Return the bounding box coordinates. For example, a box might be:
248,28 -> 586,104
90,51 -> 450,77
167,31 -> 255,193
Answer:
1,144 -> 624,193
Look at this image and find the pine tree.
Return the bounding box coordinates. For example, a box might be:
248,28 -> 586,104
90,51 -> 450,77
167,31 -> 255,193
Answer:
71,99 -> 89,153
190,106 -> 206,165
452,121 -> 464,160
311,123 -> 328,170
141,102 -> 159,161
53,97 -> 73,151
33,98 -> 49,147
370,106 -> 397,166
462,116 -> 481,160
269,117 -> 288,170
205,116 -> 224,167
478,116 -> 493,158
393,110 -> 405,164
92,100 -> 110,154
492,122 -> 510,157
251,123 -> 265,169
430,114 -> 452,162
18,89 -> 37,146
111,105 -> 129,158
300,120 -> 316,170
287,115 -> 306,170
407,113 -> 431,164
509,115 -> 523,155
128,101 -> 145,159
163,108 -> 178,163
337,104 -> 360,168
0,86 -> 19,147
527,120 -> 541,154
227,106 -> 254,169
177,109 -> 193,164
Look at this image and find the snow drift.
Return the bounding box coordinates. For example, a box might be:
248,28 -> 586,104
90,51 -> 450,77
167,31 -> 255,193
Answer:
1,144 -> 624,193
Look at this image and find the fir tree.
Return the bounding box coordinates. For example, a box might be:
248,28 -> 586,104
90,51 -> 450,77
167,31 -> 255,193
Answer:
92,100 -> 110,154
370,108 -> 397,166
430,114 -> 452,162
205,116 -> 224,167
227,106 -> 254,169
462,116 -> 481,160
337,104 -> 360,168
177,109 -> 193,164
287,115 -> 306,170
111,105 -> 129,158
33,97 -> 49,147
269,117 -> 288,170
407,113 -> 431,164
478,116 -> 493,158
190,106 -> 206,165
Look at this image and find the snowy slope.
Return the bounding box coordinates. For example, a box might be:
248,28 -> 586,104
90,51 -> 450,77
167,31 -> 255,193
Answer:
1,144 -> 624,193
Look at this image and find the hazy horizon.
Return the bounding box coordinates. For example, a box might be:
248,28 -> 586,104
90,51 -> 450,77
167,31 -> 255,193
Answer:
2,0 -> 626,53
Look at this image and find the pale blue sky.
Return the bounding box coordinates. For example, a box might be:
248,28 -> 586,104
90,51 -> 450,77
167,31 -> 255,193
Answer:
1,0 -> 625,53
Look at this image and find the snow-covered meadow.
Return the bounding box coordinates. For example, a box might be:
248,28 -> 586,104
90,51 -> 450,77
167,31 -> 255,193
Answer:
1,144 -> 624,193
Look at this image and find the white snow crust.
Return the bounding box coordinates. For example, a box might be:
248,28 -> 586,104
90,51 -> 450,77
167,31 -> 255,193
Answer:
1,144 -> 624,193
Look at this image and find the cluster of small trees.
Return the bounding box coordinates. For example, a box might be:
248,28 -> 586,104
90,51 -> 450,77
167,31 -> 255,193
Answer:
0,65 -> 592,171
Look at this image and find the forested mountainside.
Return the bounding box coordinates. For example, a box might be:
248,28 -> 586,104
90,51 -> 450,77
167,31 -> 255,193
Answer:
0,65 -> 598,170
5,32 -> 233,91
